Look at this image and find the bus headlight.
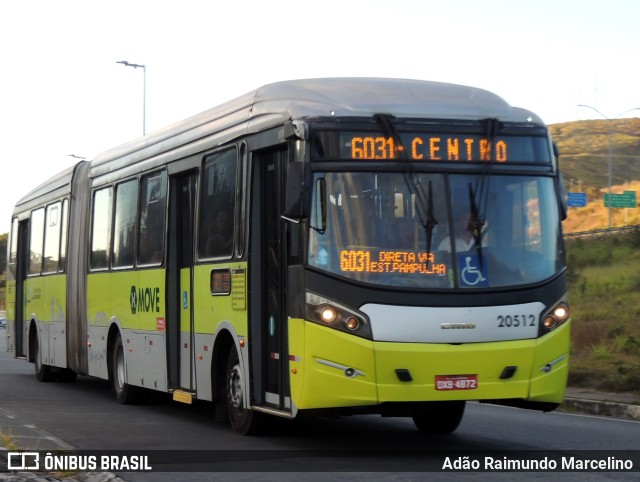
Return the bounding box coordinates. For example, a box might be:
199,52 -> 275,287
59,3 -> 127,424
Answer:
317,305 -> 338,323
306,292 -> 372,339
542,302 -> 569,332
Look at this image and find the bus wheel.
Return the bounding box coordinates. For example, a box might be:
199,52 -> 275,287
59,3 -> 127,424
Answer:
111,333 -> 144,404
225,347 -> 261,435
56,368 -> 78,383
34,336 -> 53,382
412,401 -> 466,434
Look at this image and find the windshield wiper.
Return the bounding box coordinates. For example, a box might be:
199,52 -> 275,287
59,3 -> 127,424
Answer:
467,117 -> 500,271
425,181 -> 438,260
468,182 -> 485,270
372,114 -> 438,261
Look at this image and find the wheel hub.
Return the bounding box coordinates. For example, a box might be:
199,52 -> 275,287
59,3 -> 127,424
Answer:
228,364 -> 243,411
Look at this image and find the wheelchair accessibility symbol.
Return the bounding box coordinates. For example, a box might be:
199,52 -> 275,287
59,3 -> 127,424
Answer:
459,255 -> 488,287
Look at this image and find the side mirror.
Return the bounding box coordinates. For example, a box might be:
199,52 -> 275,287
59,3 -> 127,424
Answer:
557,171 -> 568,221
283,162 -> 306,221
553,142 -> 567,221
312,177 -> 327,233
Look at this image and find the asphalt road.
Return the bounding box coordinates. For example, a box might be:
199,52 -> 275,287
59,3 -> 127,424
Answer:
1,329 -> 639,481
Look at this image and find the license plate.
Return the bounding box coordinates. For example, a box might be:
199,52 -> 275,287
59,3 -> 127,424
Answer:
435,374 -> 478,391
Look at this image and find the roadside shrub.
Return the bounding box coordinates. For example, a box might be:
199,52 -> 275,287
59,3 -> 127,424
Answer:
622,336 -> 640,355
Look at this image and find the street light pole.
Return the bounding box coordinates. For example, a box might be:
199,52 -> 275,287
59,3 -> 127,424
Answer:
577,105 -> 640,229
117,60 -> 147,135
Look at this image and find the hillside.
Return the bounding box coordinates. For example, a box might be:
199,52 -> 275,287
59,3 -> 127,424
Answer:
550,118 -> 640,233
550,118 -> 640,189
561,180 -> 640,233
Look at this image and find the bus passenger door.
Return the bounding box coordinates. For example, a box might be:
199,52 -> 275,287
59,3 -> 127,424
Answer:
11,219 -> 29,358
167,172 -> 198,392
250,147 -> 290,411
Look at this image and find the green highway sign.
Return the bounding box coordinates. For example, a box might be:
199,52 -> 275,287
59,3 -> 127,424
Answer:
604,191 -> 637,208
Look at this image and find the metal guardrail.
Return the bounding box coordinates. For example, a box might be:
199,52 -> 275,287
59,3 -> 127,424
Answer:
564,224 -> 640,239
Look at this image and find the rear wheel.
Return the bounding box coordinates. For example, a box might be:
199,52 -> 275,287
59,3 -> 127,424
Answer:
225,346 -> 262,435
412,401 -> 466,434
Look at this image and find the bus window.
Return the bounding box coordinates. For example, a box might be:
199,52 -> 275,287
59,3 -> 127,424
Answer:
138,171 -> 167,265
43,202 -> 62,274
29,208 -> 45,275
9,217 -> 18,278
199,148 -> 237,259
113,179 -> 138,268
59,199 -> 68,272
90,187 -> 113,270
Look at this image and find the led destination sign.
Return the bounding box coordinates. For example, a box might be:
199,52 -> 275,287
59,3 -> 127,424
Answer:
351,135 -> 508,162
340,249 -> 447,276
312,130 -> 551,163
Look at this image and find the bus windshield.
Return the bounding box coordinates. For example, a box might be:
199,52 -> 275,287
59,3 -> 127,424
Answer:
308,172 -> 562,289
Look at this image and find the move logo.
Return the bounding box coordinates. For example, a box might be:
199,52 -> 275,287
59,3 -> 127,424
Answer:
130,286 -> 162,314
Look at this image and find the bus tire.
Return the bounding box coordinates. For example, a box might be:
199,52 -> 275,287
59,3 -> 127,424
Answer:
34,335 -> 54,382
412,401 -> 466,434
56,368 -> 78,383
111,332 -> 145,404
225,346 -> 262,435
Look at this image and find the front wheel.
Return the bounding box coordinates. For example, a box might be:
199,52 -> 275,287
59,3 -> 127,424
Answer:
111,333 -> 145,404
412,401 -> 466,434
56,368 -> 78,383
34,335 -> 53,382
225,347 -> 262,435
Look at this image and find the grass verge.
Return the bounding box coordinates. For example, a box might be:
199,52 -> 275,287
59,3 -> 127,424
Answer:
566,228 -> 640,394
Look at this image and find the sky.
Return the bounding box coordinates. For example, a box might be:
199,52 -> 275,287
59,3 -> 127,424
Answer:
1,0 -> 639,234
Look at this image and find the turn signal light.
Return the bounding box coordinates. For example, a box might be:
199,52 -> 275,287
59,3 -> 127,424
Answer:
543,316 -> 556,329
345,316 -> 360,331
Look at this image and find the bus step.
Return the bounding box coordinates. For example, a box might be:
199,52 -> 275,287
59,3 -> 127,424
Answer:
252,405 -> 294,419
172,389 -> 194,405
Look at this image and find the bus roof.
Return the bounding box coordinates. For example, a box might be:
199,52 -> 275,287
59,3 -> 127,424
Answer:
250,77 -> 530,121
12,79 -> 545,214
13,162 -> 83,215
89,78 -> 542,176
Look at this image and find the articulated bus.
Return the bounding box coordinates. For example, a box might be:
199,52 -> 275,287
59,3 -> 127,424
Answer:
6,78 -> 570,434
